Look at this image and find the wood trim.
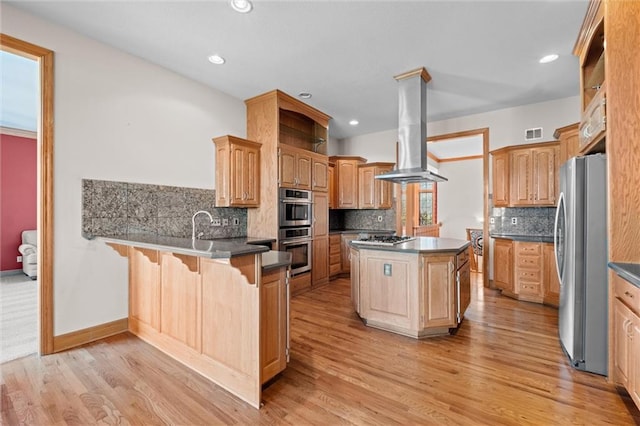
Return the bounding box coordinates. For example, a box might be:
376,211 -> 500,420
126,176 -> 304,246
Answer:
0,126 -> 37,138
427,152 -> 440,163
427,129 -> 484,143
245,89 -> 331,128
573,0 -> 604,56
53,318 -> 128,353
553,122 -> 579,139
1,33 -> 55,355
394,67 -> 431,83
438,154 -> 483,163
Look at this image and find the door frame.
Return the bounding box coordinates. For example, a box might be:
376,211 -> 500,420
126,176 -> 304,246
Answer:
1,33 -> 55,354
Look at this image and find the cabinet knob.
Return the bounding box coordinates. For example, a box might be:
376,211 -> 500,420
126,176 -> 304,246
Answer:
625,291 -> 634,298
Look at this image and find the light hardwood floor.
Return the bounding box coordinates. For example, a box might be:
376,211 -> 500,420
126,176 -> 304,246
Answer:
2,274 -> 638,425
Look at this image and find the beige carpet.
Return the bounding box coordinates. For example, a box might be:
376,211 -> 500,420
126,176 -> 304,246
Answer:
0,274 -> 37,363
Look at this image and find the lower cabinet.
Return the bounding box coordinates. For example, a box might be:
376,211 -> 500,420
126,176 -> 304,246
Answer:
492,238 -> 559,306
612,274 -> 640,408
312,237 -> 329,287
260,267 -> 289,384
329,234 -> 342,277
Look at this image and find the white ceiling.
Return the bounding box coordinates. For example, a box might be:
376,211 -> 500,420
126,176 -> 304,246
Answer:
7,0 -> 588,140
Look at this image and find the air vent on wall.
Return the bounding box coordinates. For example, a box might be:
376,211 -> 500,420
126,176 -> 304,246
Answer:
525,127 -> 543,141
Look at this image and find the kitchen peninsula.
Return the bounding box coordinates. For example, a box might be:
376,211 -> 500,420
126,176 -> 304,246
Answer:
92,233 -> 291,409
350,237 -> 471,338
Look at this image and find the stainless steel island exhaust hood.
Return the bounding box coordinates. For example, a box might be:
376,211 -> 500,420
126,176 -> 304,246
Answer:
375,67 -> 447,184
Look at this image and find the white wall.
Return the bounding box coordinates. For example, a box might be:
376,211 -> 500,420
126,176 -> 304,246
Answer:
437,159 -> 483,240
2,5 -> 246,335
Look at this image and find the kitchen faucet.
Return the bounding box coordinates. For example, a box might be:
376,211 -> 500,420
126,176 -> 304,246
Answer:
191,210 -> 214,239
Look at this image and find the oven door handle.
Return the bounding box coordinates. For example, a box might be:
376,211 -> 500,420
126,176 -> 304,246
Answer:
280,239 -> 311,246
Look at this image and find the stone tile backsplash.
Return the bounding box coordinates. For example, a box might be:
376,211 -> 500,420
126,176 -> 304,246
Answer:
489,207 -> 555,236
330,208 -> 396,231
82,179 -> 247,239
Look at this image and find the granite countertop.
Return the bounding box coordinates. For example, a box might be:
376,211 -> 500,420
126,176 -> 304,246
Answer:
490,233 -> 554,243
609,262 -> 640,288
91,233 -> 270,259
329,229 -> 395,235
350,237 -> 470,254
262,251 -> 292,272
214,236 -> 276,246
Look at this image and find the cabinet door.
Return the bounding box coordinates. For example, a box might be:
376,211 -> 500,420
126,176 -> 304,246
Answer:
358,166 -> 375,208
457,260 -> 471,320
313,192 -> 328,238
279,148 -> 297,188
493,239 -> 512,291
261,268 -> 287,383
350,248 -> 360,314
129,248 -> 161,331
296,152 -> 312,190
422,255 -> 456,329
376,165 -> 394,209
337,161 -> 359,208
328,165 -> 336,208
243,145 -> 260,205
329,234 -> 342,276
613,299 -> 632,388
312,237 -> 329,286
341,234 -> 357,273
313,158 -> 328,192
492,152 -> 509,207
630,318 -> 640,408
532,146 -> 556,205
510,149 -> 532,205
543,243 -> 560,306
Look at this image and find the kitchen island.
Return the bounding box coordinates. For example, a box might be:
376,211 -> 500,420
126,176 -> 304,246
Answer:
93,233 -> 291,409
350,237 -> 471,338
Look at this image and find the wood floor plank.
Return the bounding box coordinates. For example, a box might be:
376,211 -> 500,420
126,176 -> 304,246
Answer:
1,274 -> 639,425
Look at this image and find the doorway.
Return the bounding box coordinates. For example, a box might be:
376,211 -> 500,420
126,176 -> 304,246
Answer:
0,34 -> 54,356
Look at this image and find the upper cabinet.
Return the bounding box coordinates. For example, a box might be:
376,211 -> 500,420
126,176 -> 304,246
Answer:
491,141 -> 559,207
327,162 -> 336,209
213,135 -> 261,207
575,0 -> 606,154
330,156 -> 366,209
554,123 -> 580,167
358,162 -> 395,209
312,155 -> 328,192
279,144 -> 312,190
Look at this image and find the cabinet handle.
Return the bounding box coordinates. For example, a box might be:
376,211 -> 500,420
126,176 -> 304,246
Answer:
625,291 -> 634,299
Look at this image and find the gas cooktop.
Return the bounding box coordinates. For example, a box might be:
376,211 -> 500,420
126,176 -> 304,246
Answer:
351,235 -> 416,246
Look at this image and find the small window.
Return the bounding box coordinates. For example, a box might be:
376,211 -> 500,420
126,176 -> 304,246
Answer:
417,182 -> 437,225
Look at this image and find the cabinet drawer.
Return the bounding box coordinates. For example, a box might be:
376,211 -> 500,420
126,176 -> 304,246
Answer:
614,274 -> 640,314
329,253 -> 341,266
515,242 -> 541,256
329,244 -> 341,256
457,249 -> 469,269
515,269 -> 541,282
329,263 -> 341,276
516,255 -> 542,269
517,281 -> 542,296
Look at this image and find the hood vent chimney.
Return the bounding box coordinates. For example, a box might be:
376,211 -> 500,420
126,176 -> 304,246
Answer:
376,67 -> 447,184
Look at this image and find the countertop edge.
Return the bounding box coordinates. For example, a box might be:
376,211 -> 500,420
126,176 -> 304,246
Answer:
490,233 -> 554,243
349,237 -> 470,254
609,262 -> 640,288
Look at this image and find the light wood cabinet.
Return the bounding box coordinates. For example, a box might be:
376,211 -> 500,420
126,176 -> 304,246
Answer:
313,192 -> 328,239
312,192 -> 329,287
329,234 -> 342,277
312,155 -> 328,192
491,150 -> 509,207
493,238 -> 513,292
330,156 -> 366,209
341,233 -> 358,273
245,90 -> 330,239
358,162 -> 395,209
261,267 -> 288,384
513,241 -> 543,303
213,135 -> 261,207
328,163 -> 336,209
457,250 -> 471,320
543,243 -> 560,306
554,123 -> 580,167
612,273 -> 640,408
129,247 -> 161,331
279,144 -> 312,190
510,145 -> 558,206
350,247 -> 360,314
421,255 -> 456,329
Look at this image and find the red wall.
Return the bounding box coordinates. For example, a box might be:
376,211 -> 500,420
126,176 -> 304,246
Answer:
0,134 -> 37,271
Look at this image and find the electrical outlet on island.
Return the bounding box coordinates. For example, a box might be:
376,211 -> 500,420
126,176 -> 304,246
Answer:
511,217 -> 517,225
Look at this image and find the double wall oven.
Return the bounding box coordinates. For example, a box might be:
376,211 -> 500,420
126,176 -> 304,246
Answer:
278,188 -> 312,276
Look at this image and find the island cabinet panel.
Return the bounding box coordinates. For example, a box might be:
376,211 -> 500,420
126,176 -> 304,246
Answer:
160,252 -> 202,351
129,247 -> 161,331
360,252 -> 419,333
350,247 -> 360,314
421,255 -> 456,329
260,267 -> 288,384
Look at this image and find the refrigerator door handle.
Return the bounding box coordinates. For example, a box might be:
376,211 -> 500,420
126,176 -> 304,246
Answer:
554,192 -> 565,285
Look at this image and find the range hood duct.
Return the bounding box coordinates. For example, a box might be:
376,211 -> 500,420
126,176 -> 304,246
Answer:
375,67 -> 447,184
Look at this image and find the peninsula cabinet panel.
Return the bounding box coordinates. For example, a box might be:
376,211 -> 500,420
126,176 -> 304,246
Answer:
260,267 -> 288,384
129,247 -> 161,331
421,255 -> 456,329
160,252 -> 202,351
360,252 -> 419,332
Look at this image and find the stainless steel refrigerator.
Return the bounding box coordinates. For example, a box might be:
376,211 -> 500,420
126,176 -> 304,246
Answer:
554,154 -> 608,375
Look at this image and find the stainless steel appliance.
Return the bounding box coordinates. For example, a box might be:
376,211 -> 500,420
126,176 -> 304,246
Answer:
351,235 -> 415,246
554,154 -> 608,375
279,188 -> 312,228
278,227 -> 312,275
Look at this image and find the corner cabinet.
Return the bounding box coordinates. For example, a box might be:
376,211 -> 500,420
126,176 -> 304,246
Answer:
358,162 -> 395,209
213,135 -> 261,207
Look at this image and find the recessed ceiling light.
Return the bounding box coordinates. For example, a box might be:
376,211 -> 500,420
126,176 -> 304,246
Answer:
230,0 -> 253,13
298,92 -> 312,99
208,54 -> 225,65
539,54 -> 559,64
349,119 -> 359,126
